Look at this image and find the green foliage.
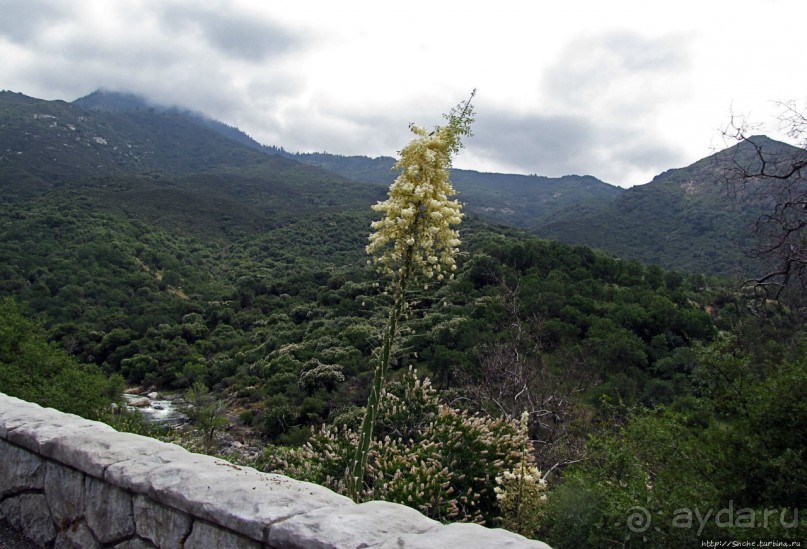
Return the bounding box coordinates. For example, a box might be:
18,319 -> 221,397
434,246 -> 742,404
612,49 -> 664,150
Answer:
4,89 -> 805,544
183,381 -> 230,452
261,368 -> 536,525
0,298 -> 113,419
541,330 -> 807,546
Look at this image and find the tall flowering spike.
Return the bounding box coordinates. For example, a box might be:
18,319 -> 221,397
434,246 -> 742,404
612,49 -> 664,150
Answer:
367,91 -> 475,284
348,93 -> 475,502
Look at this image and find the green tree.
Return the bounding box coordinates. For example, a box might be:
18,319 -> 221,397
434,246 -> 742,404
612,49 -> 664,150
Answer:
183,380 -> 230,452
0,298 -> 113,419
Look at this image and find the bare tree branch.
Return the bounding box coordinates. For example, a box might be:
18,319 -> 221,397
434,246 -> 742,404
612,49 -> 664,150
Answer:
720,105 -> 807,301
455,269 -> 596,475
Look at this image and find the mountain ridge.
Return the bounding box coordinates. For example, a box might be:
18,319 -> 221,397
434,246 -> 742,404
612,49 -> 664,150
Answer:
533,135 -> 805,276
2,89 -> 800,278
0,90 -> 384,238
65,89 -> 625,228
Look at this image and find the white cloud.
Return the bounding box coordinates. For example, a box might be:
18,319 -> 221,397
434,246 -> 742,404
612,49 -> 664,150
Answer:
1,0 -> 806,187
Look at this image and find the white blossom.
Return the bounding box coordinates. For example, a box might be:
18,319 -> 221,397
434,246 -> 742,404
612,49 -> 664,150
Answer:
366,98 -> 473,285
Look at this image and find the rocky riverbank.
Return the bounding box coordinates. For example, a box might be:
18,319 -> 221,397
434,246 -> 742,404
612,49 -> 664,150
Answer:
123,389 -> 187,426
121,388 -> 264,464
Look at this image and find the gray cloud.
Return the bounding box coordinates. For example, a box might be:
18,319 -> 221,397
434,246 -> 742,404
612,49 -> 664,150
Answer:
155,4 -> 299,62
471,111 -> 595,173
464,107 -> 685,187
0,5 -> 724,188
0,0 -> 70,44
543,31 -> 689,115
464,30 -> 690,185
0,0 -> 309,131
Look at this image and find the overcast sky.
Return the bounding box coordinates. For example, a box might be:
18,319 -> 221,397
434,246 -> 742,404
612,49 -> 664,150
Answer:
2,0 -> 806,187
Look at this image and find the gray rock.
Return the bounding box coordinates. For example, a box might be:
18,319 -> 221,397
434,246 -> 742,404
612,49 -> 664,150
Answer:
143,455 -> 353,541
0,495 -> 21,529
267,499 -> 440,549
0,516 -> 45,549
84,476 -> 135,544
7,411 -> 114,456
134,495 -> 192,548
0,440 -> 44,496
17,493 -> 57,547
378,522 -> 553,549
111,537 -> 157,548
184,520 -> 262,549
54,519 -> 102,549
0,394 -> 115,451
104,450 -> 190,494
42,428 -> 186,479
128,397 -> 151,408
45,461 -> 85,526
0,393 -> 43,439
0,493 -> 56,546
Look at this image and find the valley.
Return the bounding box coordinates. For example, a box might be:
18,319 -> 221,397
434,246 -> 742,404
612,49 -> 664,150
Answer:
0,90 -> 804,544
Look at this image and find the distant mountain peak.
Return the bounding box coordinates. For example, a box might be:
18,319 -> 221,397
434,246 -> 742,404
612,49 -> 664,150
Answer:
72,89 -> 267,152
73,89 -> 161,113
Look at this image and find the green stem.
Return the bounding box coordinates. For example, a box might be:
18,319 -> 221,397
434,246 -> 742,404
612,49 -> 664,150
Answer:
347,244 -> 415,502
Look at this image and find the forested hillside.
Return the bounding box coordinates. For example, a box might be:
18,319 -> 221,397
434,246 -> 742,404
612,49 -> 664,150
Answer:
287,151 -> 623,228
535,136 -> 805,278
71,90 -> 625,230
0,90 -> 804,545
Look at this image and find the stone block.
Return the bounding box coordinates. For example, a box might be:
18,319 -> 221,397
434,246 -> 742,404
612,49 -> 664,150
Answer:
378,521 -> 553,549
266,499 -> 440,549
9,493 -> 57,547
85,476 -> 135,544
184,520 -> 262,549
45,461 -> 86,526
54,519 -> 102,549
0,494 -> 21,528
111,537 -> 158,548
105,450 -> 191,494
134,494 -> 192,549
0,439 -> 44,496
0,393 -> 47,439
7,412 -> 114,457
1,493 -> 57,545
143,455 -> 353,542
41,428 -> 185,479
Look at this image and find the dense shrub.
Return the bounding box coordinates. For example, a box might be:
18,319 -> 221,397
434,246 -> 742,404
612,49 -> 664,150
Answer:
260,368 -> 544,526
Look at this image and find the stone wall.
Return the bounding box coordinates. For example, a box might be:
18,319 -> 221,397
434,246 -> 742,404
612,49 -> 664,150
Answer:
0,393 -> 551,548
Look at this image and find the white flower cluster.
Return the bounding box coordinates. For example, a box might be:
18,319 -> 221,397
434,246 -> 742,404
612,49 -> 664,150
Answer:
493,466 -> 547,501
493,410 -> 548,531
367,123 -> 465,284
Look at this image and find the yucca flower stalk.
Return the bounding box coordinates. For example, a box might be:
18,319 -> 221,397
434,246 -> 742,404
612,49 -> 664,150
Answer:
347,92 -> 475,502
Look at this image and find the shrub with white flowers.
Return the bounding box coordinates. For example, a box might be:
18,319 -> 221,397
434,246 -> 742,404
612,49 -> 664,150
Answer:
261,367 -> 536,525
494,413 -> 548,537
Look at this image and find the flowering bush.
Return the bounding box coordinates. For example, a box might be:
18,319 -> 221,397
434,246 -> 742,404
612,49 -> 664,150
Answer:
494,414 -> 548,537
262,367 -> 537,525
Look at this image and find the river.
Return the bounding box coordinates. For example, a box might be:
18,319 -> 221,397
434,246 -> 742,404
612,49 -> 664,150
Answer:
122,392 -> 187,425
